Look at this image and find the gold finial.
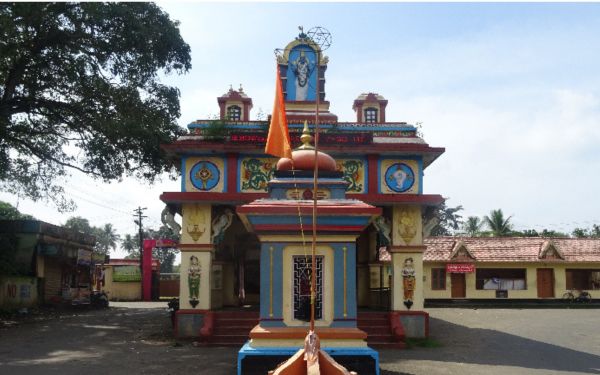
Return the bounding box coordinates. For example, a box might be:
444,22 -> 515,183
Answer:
296,120 -> 314,150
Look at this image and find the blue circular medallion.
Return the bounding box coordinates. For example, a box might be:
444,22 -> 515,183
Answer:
190,161 -> 220,191
384,163 -> 415,193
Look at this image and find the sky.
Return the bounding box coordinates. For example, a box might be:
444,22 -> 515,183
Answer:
3,2 -> 600,260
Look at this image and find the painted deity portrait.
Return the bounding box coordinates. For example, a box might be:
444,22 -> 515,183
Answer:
290,50 -> 315,101
401,257 -> 416,308
188,255 -> 201,307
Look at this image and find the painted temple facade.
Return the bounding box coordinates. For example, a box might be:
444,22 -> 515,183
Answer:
160,32 -> 445,353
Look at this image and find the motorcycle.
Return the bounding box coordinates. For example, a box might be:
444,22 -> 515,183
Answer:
167,298 -> 179,327
91,290 -> 109,308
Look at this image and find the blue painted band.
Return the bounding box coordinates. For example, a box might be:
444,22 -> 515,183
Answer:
238,343 -> 380,375
247,215 -> 371,226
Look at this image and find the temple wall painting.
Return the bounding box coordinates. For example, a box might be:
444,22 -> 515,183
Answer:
238,156 -> 277,192
379,158 -> 422,194
183,156 -> 226,193
237,156 -> 367,194
181,203 -> 211,244
179,203 -> 213,310
393,252 -> 424,311
179,251 -> 212,310
179,154 -> 427,196
393,205 -> 423,247
335,157 -> 366,194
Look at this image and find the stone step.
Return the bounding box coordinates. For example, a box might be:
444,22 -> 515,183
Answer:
213,328 -> 253,334
359,326 -> 392,335
209,334 -> 251,344
368,341 -> 407,350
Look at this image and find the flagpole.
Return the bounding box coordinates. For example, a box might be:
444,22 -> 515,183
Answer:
310,46 -> 321,333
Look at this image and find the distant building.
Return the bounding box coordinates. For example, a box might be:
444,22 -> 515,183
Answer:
0,220 -> 96,309
100,258 -> 160,301
423,237 -> 600,300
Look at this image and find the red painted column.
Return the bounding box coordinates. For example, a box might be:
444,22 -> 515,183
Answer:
243,105 -> 250,121
142,239 -> 156,301
368,154 -> 378,194
227,152 -> 238,193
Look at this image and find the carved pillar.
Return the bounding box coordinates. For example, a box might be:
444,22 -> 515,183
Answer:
179,203 -> 213,310
391,205 -> 425,311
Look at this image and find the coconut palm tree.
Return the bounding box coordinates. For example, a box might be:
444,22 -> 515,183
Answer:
463,216 -> 483,237
94,223 -> 120,254
483,209 -> 513,237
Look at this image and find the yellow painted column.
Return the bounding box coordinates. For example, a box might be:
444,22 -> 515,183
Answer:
391,205 -> 425,311
179,203 -> 213,310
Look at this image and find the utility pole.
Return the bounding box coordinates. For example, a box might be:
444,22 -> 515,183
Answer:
133,207 -> 147,286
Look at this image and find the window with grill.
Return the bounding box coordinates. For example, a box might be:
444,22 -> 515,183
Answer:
475,268 -> 527,290
227,105 -> 241,121
293,256 -> 323,321
431,268 -> 446,290
364,108 -> 378,122
566,269 -> 600,290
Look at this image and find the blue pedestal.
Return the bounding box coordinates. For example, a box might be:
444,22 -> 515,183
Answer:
237,342 -> 380,375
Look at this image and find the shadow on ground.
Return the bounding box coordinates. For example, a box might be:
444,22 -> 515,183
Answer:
2,307 -> 600,374
379,316 -> 600,374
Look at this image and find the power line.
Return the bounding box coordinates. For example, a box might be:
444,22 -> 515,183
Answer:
64,188 -> 132,216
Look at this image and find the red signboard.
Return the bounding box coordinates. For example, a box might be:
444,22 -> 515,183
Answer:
229,132 -> 372,146
446,263 -> 475,273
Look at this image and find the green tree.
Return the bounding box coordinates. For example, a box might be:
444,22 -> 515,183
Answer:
540,229 -> 569,237
571,225 -> 600,238
463,216 -> 483,237
63,216 -> 93,234
0,200 -> 34,220
122,233 -> 139,257
94,223 -> 120,254
520,229 -> 539,237
429,202 -> 464,236
0,3 -> 191,210
483,209 -> 513,237
63,216 -> 119,254
571,228 -> 587,238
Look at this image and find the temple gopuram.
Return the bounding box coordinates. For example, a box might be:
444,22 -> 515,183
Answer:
160,30 -> 445,374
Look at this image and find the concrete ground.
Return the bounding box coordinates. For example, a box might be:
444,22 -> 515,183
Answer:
1,303 -> 598,375
382,308 -> 600,375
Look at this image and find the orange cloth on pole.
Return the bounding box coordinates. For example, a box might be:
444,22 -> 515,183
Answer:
265,67 -> 292,159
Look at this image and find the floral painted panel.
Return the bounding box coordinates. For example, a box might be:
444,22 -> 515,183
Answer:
335,158 -> 366,194
239,157 -> 277,192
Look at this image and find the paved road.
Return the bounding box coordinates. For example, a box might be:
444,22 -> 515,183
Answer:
1,303 -> 599,374
381,308 -> 600,375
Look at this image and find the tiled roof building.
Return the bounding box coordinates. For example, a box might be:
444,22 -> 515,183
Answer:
424,237 -> 600,263
423,237 -> 600,300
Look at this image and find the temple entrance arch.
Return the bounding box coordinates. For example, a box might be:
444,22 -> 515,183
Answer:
211,205 -> 261,308
356,207 -> 394,311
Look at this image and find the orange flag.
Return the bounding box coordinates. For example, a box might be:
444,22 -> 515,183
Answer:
265,67 -> 292,159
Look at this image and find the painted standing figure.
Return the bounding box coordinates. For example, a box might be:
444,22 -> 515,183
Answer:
188,255 -> 201,307
401,257 -> 416,303
290,51 -> 314,100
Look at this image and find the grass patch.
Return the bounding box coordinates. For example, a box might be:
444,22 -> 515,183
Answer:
405,337 -> 442,349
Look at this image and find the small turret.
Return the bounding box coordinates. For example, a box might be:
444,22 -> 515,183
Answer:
352,92 -> 388,123
217,85 -> 253,121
